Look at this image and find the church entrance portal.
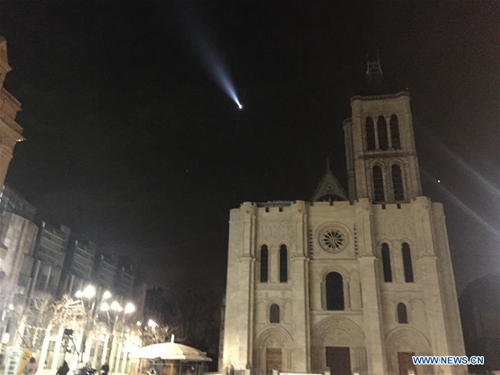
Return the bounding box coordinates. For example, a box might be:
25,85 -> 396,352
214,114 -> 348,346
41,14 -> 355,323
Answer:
398,352 -> 416,375
325,347 -> 350,375
265,348 -> 282,375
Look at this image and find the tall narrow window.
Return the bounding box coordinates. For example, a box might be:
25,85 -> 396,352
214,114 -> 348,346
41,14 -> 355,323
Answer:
402,243 -> 414,282
325,272 -> 344,310
260,245 -> 269,282
279,245 -> 288,283
390,114 -> 401,149
392,165 -> 405,201
270,304 -> 280,323
366,117 -> 376,151
381,243 -> 392,282
377,116 -> 389,150
372,166 -> 385,202
397,303 -> 409,324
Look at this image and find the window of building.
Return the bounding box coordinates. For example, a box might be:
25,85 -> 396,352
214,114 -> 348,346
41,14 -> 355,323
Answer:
377,116 -> 389,150
366,117 -> 376,151
392,165 -> 405,201
390,114 -> 401,149
373,166 -> 385,202
279,245 -> 288,283
260,245 -> 269,283
402,243 -> 414,282
381,243 -> 392,282
270,304 -> 280,323
397,303 -> 409,324
325,272 -> 344,310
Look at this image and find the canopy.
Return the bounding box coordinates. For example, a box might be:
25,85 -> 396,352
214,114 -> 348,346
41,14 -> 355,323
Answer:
130,342 -> 212,362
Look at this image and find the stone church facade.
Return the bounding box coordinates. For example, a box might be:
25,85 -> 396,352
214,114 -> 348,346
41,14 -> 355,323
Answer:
222,61 -> 466,375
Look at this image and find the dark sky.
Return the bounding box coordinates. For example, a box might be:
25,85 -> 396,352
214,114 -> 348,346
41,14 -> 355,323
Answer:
0,1 -> 498,297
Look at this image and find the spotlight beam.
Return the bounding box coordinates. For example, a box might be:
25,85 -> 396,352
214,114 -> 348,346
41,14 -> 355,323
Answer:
178,6 -> 243,110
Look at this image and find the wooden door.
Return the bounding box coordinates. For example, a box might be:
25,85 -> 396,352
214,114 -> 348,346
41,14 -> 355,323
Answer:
398,352 -> 416,375
325,347 -> 351,375
266,348 -> 282,375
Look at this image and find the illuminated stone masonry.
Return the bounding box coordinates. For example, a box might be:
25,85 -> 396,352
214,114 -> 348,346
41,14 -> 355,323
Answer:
222,59 -> 466,375
0,37 -> 24,190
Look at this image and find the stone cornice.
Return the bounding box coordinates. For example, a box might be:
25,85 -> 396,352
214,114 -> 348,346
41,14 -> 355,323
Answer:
350,91 -> 410,104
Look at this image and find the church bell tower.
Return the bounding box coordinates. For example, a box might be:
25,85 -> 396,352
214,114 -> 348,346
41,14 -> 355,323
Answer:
343,55 -> 422,203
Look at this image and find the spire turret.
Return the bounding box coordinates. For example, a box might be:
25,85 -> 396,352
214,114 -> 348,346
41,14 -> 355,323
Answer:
365,51 -> 385,89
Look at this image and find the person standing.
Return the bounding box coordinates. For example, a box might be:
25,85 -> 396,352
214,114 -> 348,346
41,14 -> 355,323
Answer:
23,358 -> 38,375
57,361 -> 70,375
100,363 -> 110,375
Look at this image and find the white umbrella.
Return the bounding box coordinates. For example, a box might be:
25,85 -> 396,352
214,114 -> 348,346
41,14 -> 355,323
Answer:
130,342 -> 212,362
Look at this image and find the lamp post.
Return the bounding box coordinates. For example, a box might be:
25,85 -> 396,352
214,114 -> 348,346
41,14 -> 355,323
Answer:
73,286 -> 111,365
105,301 -> 135,372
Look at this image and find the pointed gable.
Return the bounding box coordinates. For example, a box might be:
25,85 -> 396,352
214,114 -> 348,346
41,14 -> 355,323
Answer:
311,170 -> 347,202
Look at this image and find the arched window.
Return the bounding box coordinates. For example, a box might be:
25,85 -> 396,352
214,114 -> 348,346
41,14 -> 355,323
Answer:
381,243 -> 392,282
279,245 -> 288,283
372,166 -> 385,202
390,114 -> 401,149
392,165 -> 405,201
366,117 -> 376,151
397,303 -> 409,324
325,272 -> 344,310
260,245 -> 269,283
377,116 -> 389,150
402,243 -> 414,282
270,304 -> 280,323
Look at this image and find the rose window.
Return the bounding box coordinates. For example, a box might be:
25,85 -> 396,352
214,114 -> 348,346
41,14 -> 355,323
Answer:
320,229 -> 347,252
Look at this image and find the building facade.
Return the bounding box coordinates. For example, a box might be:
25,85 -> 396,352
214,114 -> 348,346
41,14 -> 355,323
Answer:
0,186 -> 38,294
114,257 -> 136,300
31,222 -> 71,295
222,61 -> 466,375
93,253 -> 118,292
58,239 -> 96,297
0,38 -> 24,190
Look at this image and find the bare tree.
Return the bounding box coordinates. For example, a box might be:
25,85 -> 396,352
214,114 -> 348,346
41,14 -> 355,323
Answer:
51,295 -> 91,330
140,323 -> 185,346
21,292 -> 56,350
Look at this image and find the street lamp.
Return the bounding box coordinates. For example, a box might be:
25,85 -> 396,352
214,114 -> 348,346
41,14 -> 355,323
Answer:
102,290 -> 112,300
110,301 -> 122,312
124,302 -> 135,314
107,301 -> 136,369
82,285 -> 96,299
73,286 -> 112,362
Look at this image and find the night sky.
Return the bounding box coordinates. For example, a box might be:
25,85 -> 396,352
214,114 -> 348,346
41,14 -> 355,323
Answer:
0,1 -> 498,298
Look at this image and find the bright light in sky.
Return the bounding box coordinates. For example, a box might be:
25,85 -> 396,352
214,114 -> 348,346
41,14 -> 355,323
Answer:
180,7 -> 243,110
210,54 -> 243,109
